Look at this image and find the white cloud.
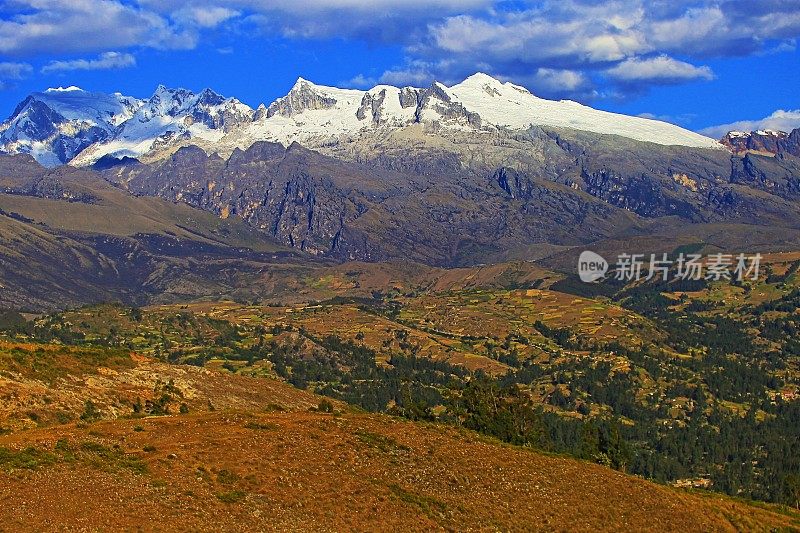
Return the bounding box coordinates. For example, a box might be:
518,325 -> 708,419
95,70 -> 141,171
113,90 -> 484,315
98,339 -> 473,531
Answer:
346,73 -> 378,88
700,110 -> 800,139
493,68 -> 593,100
0,62 -> 33,80
1,0 -> 799,102
0,61 -> 33,90
378,67 -> 436,87
0,0 -> 196,55
424,4 -> 652,66
348,58 -> 453,88
411,1 -> 799,98
142,0 -> 491,41
605,55 -> 714,83
41,51 -> 136,73
637,112 -> 697,127
528,68 -> 589,92
172,6 -> 240,28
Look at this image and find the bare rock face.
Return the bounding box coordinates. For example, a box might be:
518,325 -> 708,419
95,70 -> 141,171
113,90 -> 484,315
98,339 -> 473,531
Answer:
493,167 -> 535,200
253,103 -> 268,121
356,90 -> 387,124
102,138 -> 657,266
399,87 -> 421,108
191,89 -> 253,132
416,82 -> 482,128
721,128 -> 800,157
267,79 -> 337,118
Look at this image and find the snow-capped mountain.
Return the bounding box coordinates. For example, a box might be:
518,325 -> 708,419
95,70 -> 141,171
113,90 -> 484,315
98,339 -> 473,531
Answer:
229,73 -> 721,153
70,86 -> 254,165
1,73 -> 723,167
0,86 -> 142,166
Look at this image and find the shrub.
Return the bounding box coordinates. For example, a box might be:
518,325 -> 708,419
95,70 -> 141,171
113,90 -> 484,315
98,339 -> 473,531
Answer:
216,490 -> 246,503
80,400 -> 101,422
316,399 -> 335,413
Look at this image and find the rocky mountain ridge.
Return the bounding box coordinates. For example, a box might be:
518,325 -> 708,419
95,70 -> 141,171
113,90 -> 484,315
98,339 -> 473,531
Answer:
98,129 -> 800,265
721,128 -> 800,157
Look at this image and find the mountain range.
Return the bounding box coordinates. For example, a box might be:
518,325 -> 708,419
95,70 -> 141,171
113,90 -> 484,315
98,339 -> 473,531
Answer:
2,73 -> 723,168
1,73 -> 800,307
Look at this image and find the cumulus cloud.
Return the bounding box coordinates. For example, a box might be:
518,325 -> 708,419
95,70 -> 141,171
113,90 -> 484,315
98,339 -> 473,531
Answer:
424,8 -> 648,67
411,0 -> 798,97
141,0 -> 491,42
526,69 -> 589,92
0,0 -> 196,55
700,110 -> 800,139
347,59 -> 451,88
1,0 -> 799,101
378,67 -> 437,87
606,55 -> 715,84
41,51 -> 136,73
637,112 -> 698,127
495,68 -> 594,100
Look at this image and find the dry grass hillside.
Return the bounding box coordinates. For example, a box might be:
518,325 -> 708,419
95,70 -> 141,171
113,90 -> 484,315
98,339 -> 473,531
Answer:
0,340 -> 798,531
1,411 -> 798,532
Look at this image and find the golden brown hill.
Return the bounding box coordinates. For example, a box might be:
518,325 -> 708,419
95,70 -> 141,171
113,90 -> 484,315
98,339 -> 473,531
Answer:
0,410 -> 798,532
1,340 -> 798,531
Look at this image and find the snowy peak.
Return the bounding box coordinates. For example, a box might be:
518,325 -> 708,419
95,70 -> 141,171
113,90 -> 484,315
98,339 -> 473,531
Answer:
69,86 -> 254,165
45,85 -> 84,93
0,88 -> 143,166
9,87 -> 141,127
267,78 -> 346,118
451,73 -> 532,99
453,72 -> 508,94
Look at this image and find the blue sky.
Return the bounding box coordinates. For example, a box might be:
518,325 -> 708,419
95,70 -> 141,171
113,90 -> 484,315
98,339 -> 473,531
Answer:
1,0 -> 799,136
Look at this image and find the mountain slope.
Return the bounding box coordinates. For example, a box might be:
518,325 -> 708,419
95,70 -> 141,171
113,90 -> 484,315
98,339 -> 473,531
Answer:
98,127 -> 800,266
4,411 -> 797,532
0,154 -> 308,311
102,140 -> 647,264
0,339 -> 796,532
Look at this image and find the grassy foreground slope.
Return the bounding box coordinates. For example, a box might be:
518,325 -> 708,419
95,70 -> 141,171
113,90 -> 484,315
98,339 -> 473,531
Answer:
0,341 -> 798,531
0,411 -> 797,532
